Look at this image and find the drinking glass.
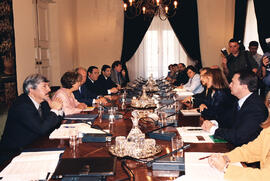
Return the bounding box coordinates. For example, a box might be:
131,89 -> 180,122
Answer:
69,129 -> 79,149
158,111 -> 167,127
115,136 -> 127,156
144,138 -> 156,154
98,104 -> 104,114
171,136 -> 183,160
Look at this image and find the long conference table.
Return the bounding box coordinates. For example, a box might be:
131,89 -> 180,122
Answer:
1,94 -> 235,181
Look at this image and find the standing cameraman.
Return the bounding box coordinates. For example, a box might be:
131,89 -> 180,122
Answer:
261,38 -> 270,87
221,38 -> 258,82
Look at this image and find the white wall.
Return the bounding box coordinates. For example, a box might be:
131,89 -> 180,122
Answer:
197,0 -> 235,67
13,0 -> 36,94
49,0 -> 76,86
76,0 -> 124,70
13,0 -> 77,92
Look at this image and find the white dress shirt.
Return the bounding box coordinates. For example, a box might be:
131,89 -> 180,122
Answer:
209,92 -> 253,135
28,95 -> 63,116
183,73 -> 204,94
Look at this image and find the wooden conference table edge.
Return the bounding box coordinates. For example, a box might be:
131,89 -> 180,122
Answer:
1,95 -> 235,181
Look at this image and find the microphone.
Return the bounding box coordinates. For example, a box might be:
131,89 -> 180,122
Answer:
146,123 -> 176,141
146,144 -> 190,167
91,124 -> 112,136
147,122 -> 175,134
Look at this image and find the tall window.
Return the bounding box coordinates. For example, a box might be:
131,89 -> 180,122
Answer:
127,16 -> 191,80
243,0 -> 263,54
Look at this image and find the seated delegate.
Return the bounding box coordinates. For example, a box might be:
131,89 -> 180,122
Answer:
182,67 -> 211,108
53,71 -> 87,115
199,68 -> 234,125
0,74 -> 63,164
208,116 -> 270,181
179,65 -> 204,94
202,70 -> 268,146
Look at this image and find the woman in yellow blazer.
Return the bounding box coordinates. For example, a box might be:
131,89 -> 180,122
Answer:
208,117 -> 270,181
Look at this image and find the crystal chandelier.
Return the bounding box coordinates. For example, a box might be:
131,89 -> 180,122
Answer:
123,0 -> 178,21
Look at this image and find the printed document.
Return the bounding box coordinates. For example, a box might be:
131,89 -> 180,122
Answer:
177,127 -> 213,143
0,150 -> 64,181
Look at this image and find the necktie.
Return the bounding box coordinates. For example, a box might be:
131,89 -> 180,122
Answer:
38,105 -> 43,118
237,104 -> 240,111
117,73 -> 121,84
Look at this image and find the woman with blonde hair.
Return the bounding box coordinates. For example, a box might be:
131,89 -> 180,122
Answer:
199,68 -> 235,127
208,116 -> 270,181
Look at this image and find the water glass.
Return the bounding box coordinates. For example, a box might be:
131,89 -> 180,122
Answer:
69,129 -> 79,149
115,136 -> 127,156
144,138 -> 156,154
108,122 -> 114,134
158,111 -> 167,127
171,136 -> 183,159
98,104 -> 104,114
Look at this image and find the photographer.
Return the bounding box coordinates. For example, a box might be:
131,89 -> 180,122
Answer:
221,38 -> 258,82
261,39 -> 270,87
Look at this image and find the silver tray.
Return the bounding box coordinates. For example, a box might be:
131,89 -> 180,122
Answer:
130,105 -> 157,110
108,144 -> 162,159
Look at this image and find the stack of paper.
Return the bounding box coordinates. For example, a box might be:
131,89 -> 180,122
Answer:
0,150 -> 64,181
49,123 -> 106,139
177,127 -> 213,143
174,152 -> 242,181
181,109 -> 201,116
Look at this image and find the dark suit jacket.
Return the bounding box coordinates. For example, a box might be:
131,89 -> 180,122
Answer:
201,88 -> 235,126
214,93 -> 268,147
192,88 -> 212,108
96,74 -> 117,95
73,83 -> 95,106
85,77 -> 105,97
173,70 -> 189,86
0,94 -> 62,163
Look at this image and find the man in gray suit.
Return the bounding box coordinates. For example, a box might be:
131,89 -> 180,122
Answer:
110,61 -> 126,87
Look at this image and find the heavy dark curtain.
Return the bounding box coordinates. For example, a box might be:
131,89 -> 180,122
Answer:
253,0 -> 270,52
0,0 -> 17,106
120,0 -> 202,79
233,0 -> 248,41
168,0 -> 202,69
120,13 -> 153,82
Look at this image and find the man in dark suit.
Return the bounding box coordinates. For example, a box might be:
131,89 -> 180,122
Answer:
73,67 -> 107,106
202,70 -> 268,146
0,74 -> 63,164
173,63 -> 189,86
83,66 -> 108,104
96,65 -> 118,95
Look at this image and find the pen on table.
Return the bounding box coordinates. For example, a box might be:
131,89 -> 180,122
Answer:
45,172 -> 50,180
187,128 -> 203,131
64,126 -> 75,128
198,155 -> 210,160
